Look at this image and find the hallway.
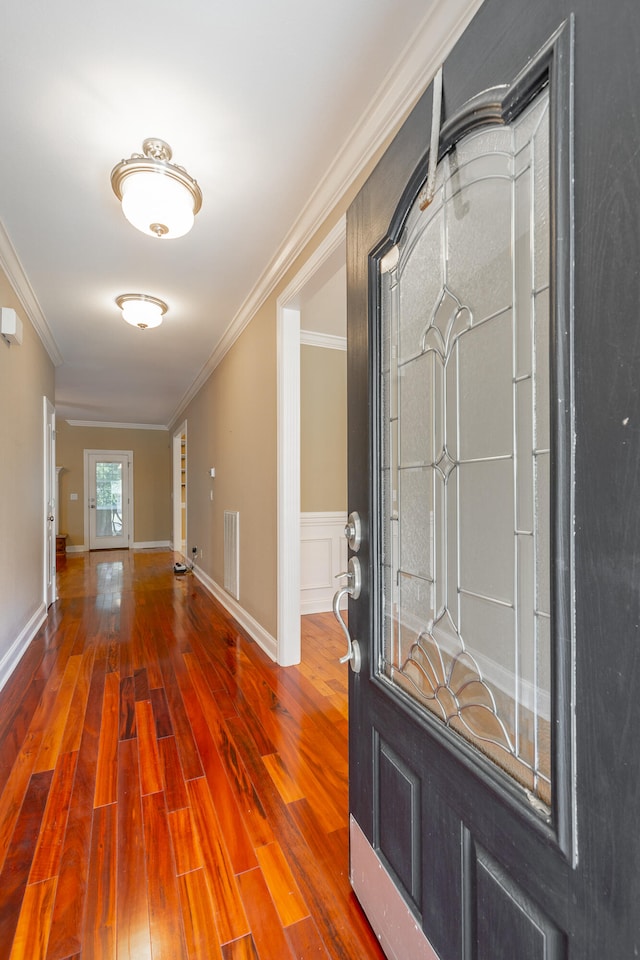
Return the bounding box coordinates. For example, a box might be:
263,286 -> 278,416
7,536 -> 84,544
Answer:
0,550 -> 384,960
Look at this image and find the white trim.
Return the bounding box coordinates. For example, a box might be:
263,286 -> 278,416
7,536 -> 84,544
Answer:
302,600 -> 341,616
301,511 -> 348,527
276,217 -> 347,666
0,603 -> 47,693
0,219 -> 63,366
300,330 -> 347,351
66,420 -> 168,430
169,0 -> 483,426
67,541 -> 172,552
191,564 -> 277,662
133,540 -> 172,550
277,304 -> 301,665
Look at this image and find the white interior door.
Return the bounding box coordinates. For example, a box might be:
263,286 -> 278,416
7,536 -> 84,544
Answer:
44,397 -> 56,606
86,451 -> 132,550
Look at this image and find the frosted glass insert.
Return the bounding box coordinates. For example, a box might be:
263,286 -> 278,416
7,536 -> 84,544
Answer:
533,116 -> 550,291
447,177 -> 512,323
516,378 -> 534,532
458,311 -> 513,461
399,353 -> 435,466
399,467 -> 433,580
399,207 -> 445,364
458,460 -> 514,604
515,162 -> 533,379
536,452 -> 551,616
535,291 -> 550,451
381,89 -> 552,806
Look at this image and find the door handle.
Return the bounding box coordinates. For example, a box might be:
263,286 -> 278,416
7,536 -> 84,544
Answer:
332,557 -> 362,673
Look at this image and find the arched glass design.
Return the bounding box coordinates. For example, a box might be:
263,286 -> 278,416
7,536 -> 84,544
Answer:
380,89 -> 551,804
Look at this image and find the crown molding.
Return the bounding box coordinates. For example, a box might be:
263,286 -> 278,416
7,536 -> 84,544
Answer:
169,0 -> 482,427
0,219 -> 63,366
65,419 -> 168,431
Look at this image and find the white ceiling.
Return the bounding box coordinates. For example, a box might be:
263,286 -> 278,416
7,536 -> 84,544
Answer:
0,0 -> 478,427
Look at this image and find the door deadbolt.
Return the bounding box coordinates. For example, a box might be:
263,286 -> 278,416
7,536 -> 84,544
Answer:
344,511 -> 362,552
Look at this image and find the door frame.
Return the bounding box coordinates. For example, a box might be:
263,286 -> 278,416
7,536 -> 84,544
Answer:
172,421 -> 187,557
276,215 -> 346,666
83,448 -> 133,550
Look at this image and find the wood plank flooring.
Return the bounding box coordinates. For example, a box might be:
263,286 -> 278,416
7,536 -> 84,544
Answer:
0,549 -> 385,960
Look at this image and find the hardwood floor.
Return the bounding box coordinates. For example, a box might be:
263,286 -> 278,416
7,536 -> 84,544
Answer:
0,549 -> 385,960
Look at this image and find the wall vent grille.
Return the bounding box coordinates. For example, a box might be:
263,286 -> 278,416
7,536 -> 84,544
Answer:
224,510 -> 240,600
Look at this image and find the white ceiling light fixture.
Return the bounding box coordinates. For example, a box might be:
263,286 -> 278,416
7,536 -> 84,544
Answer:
111,138 -> 203,239
116,294 -> 168,330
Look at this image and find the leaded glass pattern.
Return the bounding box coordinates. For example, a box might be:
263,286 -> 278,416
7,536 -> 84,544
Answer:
380,89 -> 551,804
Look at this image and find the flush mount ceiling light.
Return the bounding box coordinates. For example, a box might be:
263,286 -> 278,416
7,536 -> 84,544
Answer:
116,294 -> 168,330
110,138 -> 203,239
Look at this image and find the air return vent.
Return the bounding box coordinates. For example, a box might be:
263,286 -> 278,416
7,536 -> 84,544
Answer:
224,510 -> 240,600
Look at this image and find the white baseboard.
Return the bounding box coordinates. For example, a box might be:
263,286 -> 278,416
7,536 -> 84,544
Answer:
302,598 -> 347,616
66,540 -> 171,553
0,602 -> 47,693
191,564 -> 278,663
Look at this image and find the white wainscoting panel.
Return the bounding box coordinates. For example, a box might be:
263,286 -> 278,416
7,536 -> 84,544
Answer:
301,512 -> 348,614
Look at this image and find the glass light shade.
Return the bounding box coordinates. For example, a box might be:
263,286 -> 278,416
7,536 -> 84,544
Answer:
117,295 -> 167,330
121,171 -> 195,239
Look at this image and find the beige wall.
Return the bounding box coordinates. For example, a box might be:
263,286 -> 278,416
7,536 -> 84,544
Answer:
176,303 -> 277,632
0,268 -> 55,664
56,421 -> 171,548
300,345 -> 347,512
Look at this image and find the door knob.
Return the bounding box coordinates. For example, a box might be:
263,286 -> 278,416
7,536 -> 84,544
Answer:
332,556 -> 362,672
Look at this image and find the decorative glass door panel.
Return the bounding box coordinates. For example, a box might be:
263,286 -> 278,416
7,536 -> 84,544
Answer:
380,89 -> 551,804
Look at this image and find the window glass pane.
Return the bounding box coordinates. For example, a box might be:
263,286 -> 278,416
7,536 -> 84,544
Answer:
380,90 -> 551,805
95,461 -> 123,538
